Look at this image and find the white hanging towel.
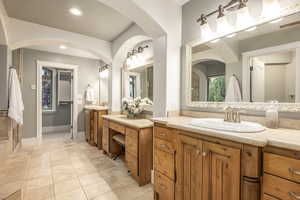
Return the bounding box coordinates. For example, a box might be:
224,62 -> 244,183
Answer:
225,75 -> 242,102
8,68 -> 24,125
86,85 -> 95,102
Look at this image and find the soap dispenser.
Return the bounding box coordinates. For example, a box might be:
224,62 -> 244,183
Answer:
265,101 -> 279,129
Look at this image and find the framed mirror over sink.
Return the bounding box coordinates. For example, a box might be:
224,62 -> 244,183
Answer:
185,10 -> 300,112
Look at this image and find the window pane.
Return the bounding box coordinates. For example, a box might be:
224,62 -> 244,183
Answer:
208,75 -> 225,102
42,67 -> 54,111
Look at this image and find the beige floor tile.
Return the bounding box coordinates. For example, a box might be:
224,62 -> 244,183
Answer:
52,171 -> 77,183
24,175 -> 52,190
0,181 -> 22,199
23,184 -> 54,200
112,184 -> 146,200
55,188 -> 87,200
83,181 -> 112,200
78,173 -> 106,186
54,178 -> 81,196
26,167 -> 51,179
93,191 -> 119,200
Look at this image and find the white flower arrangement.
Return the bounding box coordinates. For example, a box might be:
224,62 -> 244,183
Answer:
122,97 -> 153,118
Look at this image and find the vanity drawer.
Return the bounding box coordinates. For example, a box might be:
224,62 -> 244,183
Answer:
155,138 -> 175,154
264,153 -> 300,183
154,149 -> 175,180
126,152 -> 138,177
126,133 -> 138,156
154,127 -> 174,142
154,171 -> 174,200
263,173 -> 300,200
126,128 -> 138,140
110,122 -> 125,134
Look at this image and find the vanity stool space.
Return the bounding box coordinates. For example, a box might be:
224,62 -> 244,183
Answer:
262,146 -> 300,200
102,115 -> 153,186
84,106 -> 108,148
153,122 -> 262,200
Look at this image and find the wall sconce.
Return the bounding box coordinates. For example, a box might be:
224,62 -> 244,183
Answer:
126,45 -> 149,68
262,0 -> 281,19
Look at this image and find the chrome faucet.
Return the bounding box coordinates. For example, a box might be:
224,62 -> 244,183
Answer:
224,106 -> 241,123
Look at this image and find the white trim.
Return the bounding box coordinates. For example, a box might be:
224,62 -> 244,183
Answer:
42,125 -> 71,133
37,60 -> 78,140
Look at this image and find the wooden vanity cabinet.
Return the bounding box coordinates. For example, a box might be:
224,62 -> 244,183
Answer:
154,123 -> 261,200
262,147 -> 300,200
84,109 -> 108,148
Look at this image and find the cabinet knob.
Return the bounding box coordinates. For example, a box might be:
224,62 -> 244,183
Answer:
202,152 -> 208,157
196,149 -> 200,155
289,168 -> 300,176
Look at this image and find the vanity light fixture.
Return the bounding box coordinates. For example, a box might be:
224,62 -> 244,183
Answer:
126,45 -> 149,67
99,63 -> 109,78
245,26 -> 257,32
59,45 -> 67,50
69,8 -> 82,16
199,14 -> 214,40
262,0 -> 281,19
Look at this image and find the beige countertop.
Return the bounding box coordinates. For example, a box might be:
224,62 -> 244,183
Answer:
103,115 -> 153,129
84,105 -> 109,111
152,116 -> 300,151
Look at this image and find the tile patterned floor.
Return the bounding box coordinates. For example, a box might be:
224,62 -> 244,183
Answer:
0,133 -> 154,200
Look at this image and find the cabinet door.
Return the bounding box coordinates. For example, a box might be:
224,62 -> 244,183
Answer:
203,142 -> 241,200
177,135 -> 203,200
102,126 -> 109,153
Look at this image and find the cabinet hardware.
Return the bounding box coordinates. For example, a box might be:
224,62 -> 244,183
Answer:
160,144 -> 167,149
159,184 -> 167,190
196,149 -> 200,155
289,168 -> 300,176
202,152 -> 208,156
289,192 -> 300,200
159,133 -> 166,136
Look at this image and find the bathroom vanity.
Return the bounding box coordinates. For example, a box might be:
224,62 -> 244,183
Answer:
152,117 -> 300,200
84,105 -> 108,148
102,115 -> 153,186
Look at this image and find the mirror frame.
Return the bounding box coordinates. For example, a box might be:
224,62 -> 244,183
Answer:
184,12 -> 300,112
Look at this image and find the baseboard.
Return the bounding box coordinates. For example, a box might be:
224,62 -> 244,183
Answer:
42,125 -> 70,133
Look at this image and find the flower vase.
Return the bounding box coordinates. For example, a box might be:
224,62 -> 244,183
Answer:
127,113 -> 136,119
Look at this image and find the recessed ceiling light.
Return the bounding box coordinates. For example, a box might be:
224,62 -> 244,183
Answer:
226,33 -> 237,38
269,18 -> 283,24
60,45 -> 67,50
245,26 -> 257,32
210,39 -> 220,43
69,8 -> 82,16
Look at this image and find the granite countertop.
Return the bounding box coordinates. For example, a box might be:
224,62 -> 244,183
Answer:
103,115 -> 153,129
84,105 -> 109,111
152,116 -> 300,151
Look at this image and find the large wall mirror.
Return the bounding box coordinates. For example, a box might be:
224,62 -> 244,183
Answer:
185,11 -> 300,111
122,41 -> 154,111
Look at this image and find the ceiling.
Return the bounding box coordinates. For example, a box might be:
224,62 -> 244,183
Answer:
3,0 -> 133,41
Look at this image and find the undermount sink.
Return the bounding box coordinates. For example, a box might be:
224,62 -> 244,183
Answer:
188,118 -> 265,133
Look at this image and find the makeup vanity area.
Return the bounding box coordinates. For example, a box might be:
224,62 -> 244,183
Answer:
153,4 -> 300,200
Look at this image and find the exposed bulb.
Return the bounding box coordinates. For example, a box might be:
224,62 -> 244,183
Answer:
236,6 -> 253,29
262,0 -> 281,19
201,23 -> 214,41
216,16 -> 232,36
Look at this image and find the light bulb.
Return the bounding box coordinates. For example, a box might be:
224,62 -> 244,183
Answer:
236,6 -> 253,29
262,0 -> 281,19
126,57 -> 132,66
216,16 -> 232,36
201,23 -> 213,40
99,69 -> 109,78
